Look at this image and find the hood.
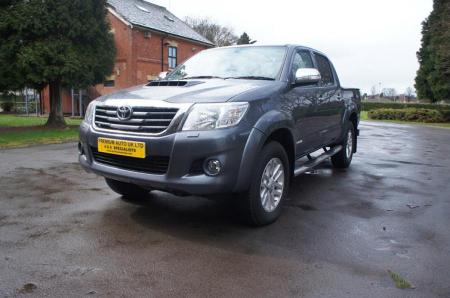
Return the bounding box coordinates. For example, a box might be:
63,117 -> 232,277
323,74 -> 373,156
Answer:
97,79 -> 279,104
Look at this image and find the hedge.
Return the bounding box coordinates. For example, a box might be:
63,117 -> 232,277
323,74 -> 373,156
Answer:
0,102 -> 14,112
362,101 -> 450,112
0,93 -> 15,101
368,108 -> 450,123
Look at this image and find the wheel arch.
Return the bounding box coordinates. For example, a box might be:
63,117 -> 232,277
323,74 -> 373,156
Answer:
348,111 -> 359,153
349,111 -> 359,131
340,107 -> 359,153
263,128 -> 295,177
233,111 -> 296,193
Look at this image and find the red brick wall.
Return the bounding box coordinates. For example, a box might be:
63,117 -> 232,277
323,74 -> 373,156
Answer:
133,31 -> 207,84
96,12 -> 208,95
41,86 -> 74,116
94,12 -> 134,96
42,10 -> 210,115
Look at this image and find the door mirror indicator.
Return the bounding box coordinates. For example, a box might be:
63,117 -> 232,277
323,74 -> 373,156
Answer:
294,68 -> 321,86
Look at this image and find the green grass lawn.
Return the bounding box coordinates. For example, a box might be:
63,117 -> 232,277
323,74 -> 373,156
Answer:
0,114 -> 82,149
0,127 -> 79,149
0,114 -> 82,127
1,111 -> 448,150
361,111 -> 450,129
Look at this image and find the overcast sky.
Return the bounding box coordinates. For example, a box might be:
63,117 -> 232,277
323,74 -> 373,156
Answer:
148,0 -> 432,94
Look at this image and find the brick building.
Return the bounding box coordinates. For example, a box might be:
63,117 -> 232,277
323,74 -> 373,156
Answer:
41,0 -> 213,116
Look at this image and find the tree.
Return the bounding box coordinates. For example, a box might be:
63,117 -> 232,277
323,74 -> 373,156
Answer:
415,0 -> 450,102
405,87 -> 415,98
237,32 -> 257,45
370,85 -> 378,97
416,18 -> 433,101
184,17 -> 238,47
0,0 -> 116,127
382,88 -> 397,99
0,1 -> 25,92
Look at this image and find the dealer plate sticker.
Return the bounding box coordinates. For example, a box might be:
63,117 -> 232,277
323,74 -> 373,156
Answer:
97,138 -> 146,159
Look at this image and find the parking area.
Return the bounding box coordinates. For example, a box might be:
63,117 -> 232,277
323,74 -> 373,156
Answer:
1,121 -> 449,297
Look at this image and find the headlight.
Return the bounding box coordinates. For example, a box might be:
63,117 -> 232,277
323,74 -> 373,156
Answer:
84,101 -> 97,124
182,102 -> 249,131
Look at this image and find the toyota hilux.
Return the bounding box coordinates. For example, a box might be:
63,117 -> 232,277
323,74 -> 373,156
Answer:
79,45 -> 361,226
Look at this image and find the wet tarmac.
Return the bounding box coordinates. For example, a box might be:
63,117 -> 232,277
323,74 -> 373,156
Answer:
0,121 -> 449,297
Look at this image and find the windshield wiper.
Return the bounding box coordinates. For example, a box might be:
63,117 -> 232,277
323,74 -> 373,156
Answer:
183,76 -> 225,80
225,76 -> 275,81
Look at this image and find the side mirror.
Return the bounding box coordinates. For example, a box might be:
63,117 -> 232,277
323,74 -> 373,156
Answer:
294,68 -> 321,86
158,71 -> 168,80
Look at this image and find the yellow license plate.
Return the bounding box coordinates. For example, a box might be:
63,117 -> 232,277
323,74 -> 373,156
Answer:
97,138 -> 146,159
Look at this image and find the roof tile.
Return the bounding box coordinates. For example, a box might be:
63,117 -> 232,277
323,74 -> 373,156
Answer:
107,0 -> 214,46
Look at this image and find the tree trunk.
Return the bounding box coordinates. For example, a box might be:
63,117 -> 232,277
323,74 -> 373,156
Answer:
45,81 -> 67,127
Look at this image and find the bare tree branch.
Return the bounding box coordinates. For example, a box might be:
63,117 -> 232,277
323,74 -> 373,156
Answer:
184,17 -> 238,47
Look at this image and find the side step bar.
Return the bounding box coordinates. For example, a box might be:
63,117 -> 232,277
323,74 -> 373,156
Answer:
293,145 -> 343,176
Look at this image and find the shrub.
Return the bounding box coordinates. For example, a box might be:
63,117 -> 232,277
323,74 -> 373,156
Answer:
0,102 -> 14,112
441,110 -> 450,122
368,108 -> 446,123
362,102 -> 450,112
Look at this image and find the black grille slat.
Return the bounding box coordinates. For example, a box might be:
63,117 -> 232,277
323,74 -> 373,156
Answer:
94,106 -> 178,134
93,154 -> 170,169
133,111 -> 178,117
94,121 -> 167,133
91,148 -> 169,174
95,109 -> 117,116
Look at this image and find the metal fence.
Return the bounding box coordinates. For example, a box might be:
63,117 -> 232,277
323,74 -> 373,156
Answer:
1,88 -> 89,116
12,101 -> 40,115
0,89 -> 41,115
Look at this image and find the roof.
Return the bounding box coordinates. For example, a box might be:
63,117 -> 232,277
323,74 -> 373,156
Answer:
107,0 -> 214,46
218,44 -> 328,55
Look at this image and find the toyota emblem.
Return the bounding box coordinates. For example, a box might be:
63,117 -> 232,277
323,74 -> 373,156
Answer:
117,106 -> 133,121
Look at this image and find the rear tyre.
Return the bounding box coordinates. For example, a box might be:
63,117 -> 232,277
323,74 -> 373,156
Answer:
105,178 -> 149,198
331,122 -> 355,169
241,141 -> 290,226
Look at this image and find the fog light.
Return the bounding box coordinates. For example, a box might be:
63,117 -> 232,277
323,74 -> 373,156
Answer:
204,159 -> 222,176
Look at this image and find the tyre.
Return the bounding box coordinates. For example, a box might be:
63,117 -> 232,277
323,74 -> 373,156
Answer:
241,141 -> 290,226
105,178 -> 149,198
331,122 -> 355,169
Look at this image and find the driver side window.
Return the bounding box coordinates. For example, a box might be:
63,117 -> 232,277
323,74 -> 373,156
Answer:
292,50 -> 314,79
314,54 -> 335,86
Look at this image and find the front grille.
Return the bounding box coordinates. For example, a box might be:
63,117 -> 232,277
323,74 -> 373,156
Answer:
91,147 -> 170,175
94,106 -> 178,134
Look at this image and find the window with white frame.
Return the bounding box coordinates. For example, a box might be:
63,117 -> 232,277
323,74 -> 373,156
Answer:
168,46 -> 177,69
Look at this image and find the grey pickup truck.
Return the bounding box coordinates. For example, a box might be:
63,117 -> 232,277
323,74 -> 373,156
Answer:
79,45 -> 360,226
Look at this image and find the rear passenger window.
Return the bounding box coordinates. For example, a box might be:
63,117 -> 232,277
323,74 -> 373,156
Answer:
291,50 -> 314,78
315,54 -> 334,86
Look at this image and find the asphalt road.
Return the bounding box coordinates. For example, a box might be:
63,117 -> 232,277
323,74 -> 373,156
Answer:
1,121 -> 449,297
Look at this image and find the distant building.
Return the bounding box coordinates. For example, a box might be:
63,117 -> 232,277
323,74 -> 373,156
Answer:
397,94 -> 418,103
41,0 -> 214,116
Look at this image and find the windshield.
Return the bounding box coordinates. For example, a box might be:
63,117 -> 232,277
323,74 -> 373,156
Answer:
166,46 -> 287,81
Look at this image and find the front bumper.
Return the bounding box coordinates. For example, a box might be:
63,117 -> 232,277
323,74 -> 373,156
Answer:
79,121 -> 257,195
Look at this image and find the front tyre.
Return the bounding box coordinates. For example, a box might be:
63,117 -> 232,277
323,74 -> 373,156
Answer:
105,178 -> 149,198
331,122 -> 355,169
242,141 -> 290,226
